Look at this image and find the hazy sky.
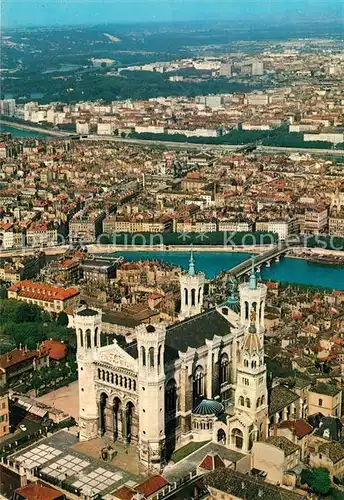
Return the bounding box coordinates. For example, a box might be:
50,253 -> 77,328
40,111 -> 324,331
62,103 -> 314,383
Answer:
3,0 -> 343,28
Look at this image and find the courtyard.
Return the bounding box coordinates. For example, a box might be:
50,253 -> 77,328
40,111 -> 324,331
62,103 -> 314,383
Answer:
37,381 -> 79,419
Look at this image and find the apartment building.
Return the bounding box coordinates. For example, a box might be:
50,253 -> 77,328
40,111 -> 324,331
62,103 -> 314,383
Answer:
175,219 -> 217,233
26,223 -> 58,247
7,280 -> 80,313
103,216 -> 172,234
0,388 -> 10,438
0,346 -> 49,387
298,206 -> 328,234
69,210 -> 106,243
255,218 -> 299,240
218,220 -> 253,232
329,214 -> 344,237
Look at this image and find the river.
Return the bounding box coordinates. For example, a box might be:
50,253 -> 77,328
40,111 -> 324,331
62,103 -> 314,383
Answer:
105,251 -> 344,290
0,125 -> 50,138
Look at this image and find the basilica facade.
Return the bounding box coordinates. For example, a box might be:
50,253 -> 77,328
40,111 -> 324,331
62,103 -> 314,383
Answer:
76,255 -> 269,467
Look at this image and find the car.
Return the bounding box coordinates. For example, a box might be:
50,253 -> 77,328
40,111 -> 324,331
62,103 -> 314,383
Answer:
19,424 -> 27,432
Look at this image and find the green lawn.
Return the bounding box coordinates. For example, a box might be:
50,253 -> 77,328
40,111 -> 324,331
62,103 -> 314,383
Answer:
171,440 -> 210,463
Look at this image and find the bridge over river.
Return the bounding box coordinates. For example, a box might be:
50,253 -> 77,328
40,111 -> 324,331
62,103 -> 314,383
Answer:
229,243 -> 289,279
211,243 -> 290,298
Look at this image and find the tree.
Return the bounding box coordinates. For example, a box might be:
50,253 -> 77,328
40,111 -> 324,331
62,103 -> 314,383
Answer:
301,467 -> 331,495
56,311 -> 69,327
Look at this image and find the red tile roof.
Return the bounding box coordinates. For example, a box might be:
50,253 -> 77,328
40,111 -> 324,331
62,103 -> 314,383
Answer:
8,280 -> 79,302
112,486 -> 136,500
0,347 -> 46,369
279,419 -> 313,439
199,453 -> 226,471
15,483 -> 63,500
42,340 -> 67,361
135,475 -> 169,497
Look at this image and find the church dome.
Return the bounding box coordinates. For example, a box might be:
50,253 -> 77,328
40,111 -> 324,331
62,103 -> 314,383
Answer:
192,399 -> 224,416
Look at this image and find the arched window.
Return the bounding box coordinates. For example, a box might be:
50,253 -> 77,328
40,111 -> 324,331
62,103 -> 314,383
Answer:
78,329 -> 83,348
86,329 -> 92,349
198,287 -> 202,304
191,288 -> 196,306
220,353 -> 229,385
256,397 -> 260,408
111,373 -> 114,384
158,345 -> 162,366
261,395 -> 265,405
217,429 -> 226,444
244,359 -> 249,368
98,368 -> 101,379
232,428 -> 243,449
184,288 -> 188,305
133,380 -> 136,391
239,396 -> 244,406
245,301 -> 249,320
119,375 -> 123,386
140,346 -> 146,366
318,398 -> 323,407
124,377 -> 127,388
106,371 -> 110,382
165,379 -> 177,416
251,360 -> 257,369
246,398 -> 251,408
94,327 -> 98,348
193,366 -> 204,400
115,374 -> 118,385
149,347 -> 154,368
102,370 -> 105,380
128,379 -> 132,390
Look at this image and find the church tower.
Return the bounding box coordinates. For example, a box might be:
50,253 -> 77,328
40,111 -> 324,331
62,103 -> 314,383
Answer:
75,307 -> 102,441
234,310 -> 268,442
179,248 -> 205,319
239,258 -> 267,334
137,323 -> 166,467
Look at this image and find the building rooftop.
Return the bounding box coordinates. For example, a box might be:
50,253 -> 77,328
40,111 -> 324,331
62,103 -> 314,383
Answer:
279,419 -> 313,439
318,441 -> 344,464
311,382 -> 341,397
265,436 -> 300,456
135,475 -> 169,497
204,468 -> 305,500
165,308 -> 233,362
269,385 -> 299,416
10,431 -> 139,497
164,442 -> 244,483
14,483 -> 65,500
8,280 -> 79,302
77,308 -> 99,317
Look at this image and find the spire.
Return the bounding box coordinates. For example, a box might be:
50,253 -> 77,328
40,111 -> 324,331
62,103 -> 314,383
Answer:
226,278 -> 240,312
188,245 -> 196,276
248,257 -> 257,290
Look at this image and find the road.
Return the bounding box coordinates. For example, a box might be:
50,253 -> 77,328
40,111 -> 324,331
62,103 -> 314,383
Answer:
0,119 -> 70,137
81,134 -> 344,156
1,119 -> 343,156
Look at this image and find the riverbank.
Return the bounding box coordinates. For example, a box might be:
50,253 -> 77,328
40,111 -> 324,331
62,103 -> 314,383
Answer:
0,119 -> 69,137
89,244 -> 272,254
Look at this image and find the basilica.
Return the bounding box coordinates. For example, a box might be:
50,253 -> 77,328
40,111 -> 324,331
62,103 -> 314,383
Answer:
75,253 -> 270,467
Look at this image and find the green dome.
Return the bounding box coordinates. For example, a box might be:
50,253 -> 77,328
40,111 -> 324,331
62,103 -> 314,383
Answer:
192,399 -> 224,416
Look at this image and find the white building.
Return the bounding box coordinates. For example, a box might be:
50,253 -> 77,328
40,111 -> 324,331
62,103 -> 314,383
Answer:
76,255 -> 272,466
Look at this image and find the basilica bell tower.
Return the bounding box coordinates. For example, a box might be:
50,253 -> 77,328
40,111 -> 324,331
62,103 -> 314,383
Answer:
179,248 -> 205,319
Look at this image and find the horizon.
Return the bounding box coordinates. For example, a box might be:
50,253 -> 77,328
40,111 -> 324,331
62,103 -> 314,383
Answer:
3,0 -> 343,29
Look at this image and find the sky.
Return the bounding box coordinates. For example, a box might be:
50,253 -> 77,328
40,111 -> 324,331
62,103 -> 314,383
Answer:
2,0 -> 343,29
